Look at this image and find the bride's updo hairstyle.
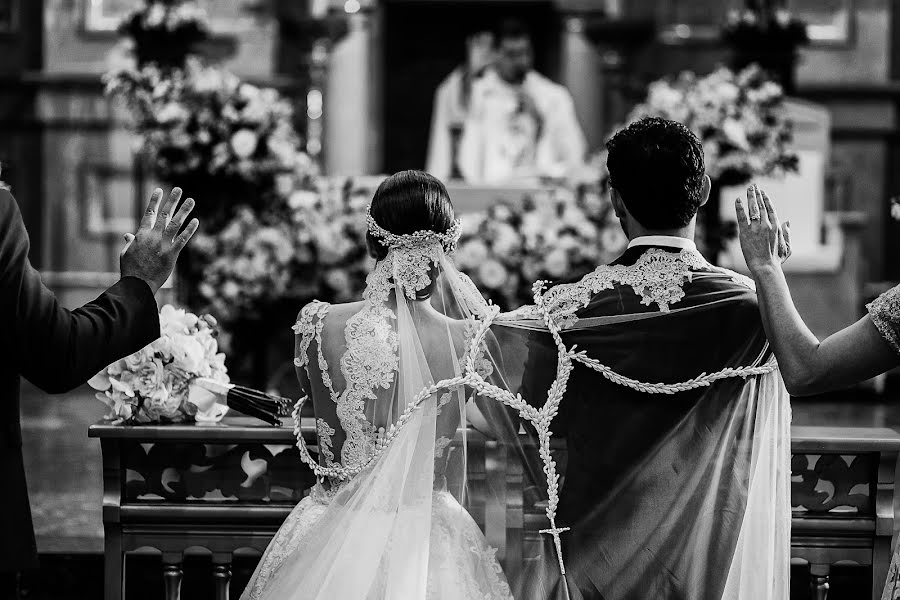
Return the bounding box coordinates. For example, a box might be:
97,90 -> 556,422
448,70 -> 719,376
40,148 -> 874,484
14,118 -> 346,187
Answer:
367,170 -> 455,301
366,170 -> 455,261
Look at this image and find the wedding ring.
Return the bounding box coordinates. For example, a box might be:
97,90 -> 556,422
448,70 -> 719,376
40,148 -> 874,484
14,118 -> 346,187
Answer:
749,214 -> 761,221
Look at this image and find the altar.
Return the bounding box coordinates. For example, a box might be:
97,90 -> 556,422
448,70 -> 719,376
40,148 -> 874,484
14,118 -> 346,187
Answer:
90,418 -> 900,600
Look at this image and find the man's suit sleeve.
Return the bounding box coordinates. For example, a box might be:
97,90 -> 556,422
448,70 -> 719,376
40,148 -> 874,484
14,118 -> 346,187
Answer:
1,190 -> 161,393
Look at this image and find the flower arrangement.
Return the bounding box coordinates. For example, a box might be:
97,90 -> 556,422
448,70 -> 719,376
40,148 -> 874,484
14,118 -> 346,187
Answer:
105,58 -> 313,219
89,305 -> 229,424
624,64 -> 798,187
118,0 -> 210,69
189,177 -> 375,326
455,185 -> 627,309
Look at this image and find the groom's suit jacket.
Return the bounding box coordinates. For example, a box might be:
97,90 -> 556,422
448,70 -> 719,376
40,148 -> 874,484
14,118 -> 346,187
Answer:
0,190 -> 159,571
519,237 -> 772,600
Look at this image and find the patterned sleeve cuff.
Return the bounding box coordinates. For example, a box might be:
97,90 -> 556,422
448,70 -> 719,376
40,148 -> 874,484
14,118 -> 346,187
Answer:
866,285 -> 900,356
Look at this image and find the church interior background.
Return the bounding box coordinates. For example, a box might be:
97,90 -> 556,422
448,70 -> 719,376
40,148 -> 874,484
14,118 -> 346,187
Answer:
2,0 -> 899,598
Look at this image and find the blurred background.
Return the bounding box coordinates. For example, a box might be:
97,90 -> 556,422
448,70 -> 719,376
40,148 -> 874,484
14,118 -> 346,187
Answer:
2,0 -> 899,598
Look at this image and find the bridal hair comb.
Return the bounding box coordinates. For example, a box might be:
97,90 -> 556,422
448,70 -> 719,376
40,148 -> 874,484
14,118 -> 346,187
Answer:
365,205 -> 462,253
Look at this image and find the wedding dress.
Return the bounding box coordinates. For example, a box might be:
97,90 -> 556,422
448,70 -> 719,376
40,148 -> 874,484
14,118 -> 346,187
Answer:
239,209 -> 521,600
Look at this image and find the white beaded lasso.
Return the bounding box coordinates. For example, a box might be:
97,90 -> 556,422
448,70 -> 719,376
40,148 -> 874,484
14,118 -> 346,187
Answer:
289,276 -> 781,580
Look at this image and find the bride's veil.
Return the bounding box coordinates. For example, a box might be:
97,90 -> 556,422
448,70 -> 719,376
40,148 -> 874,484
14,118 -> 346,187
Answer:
240,172 -> 529,600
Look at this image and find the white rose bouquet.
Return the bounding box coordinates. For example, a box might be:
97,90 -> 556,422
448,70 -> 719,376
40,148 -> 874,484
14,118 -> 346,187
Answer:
89,305 -> 229,424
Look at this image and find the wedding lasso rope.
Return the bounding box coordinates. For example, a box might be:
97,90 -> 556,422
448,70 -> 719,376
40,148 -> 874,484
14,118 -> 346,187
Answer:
289,251 -> 780,579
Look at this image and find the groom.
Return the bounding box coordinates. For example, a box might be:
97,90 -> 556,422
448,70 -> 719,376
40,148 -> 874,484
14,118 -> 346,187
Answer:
505,117 -> 790,599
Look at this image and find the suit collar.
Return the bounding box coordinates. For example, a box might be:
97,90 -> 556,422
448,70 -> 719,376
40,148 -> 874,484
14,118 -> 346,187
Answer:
627,235 -> 697,253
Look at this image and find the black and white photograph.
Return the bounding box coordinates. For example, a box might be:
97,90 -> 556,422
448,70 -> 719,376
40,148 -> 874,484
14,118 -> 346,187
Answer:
1,1 -> 898,599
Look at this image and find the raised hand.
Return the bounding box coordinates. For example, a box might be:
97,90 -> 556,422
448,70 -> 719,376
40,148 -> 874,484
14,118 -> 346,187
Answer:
120,187 -> 199,295
735,184 -> 791,274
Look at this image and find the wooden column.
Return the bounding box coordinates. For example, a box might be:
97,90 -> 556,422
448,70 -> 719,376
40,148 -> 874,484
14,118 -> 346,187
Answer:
810,563 -> 830,600
212,555 -> 233,600
162,554 -> 184,600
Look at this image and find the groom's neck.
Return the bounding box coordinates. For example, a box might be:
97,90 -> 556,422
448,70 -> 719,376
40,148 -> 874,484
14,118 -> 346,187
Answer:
625,221 -> 696,243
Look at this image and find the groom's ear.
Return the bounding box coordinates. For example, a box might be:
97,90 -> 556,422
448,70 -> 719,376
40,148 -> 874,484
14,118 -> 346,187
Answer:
698,175 -> 711,208
610,188 -> 627,219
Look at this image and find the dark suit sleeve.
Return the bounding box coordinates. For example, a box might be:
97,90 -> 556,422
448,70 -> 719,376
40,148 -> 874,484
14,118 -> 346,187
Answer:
0,190 -> 161,394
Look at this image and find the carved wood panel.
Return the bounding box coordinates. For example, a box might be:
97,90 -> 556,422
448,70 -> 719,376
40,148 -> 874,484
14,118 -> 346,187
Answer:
791,452 -> 875,515
122,441 -> 317,503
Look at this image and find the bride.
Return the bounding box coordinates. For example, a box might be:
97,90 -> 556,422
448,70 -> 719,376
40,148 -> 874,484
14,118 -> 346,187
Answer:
240,170 -> 519,600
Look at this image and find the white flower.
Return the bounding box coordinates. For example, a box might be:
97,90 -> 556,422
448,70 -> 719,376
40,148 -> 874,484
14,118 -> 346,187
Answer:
89,371 -> 111,391
544,249 -> 570,278
491,223 -> 520,256
230,129 -> 259,159
288,190 -> 318,210
142,380 -> 181,420
144,3 -> 166,27
156,102 -> 188,123
241,97 -> 269,124
477,259 -> 508,290
160,304 -> 198,336
239,83 -> 261,100
171,335 -> 207,375
324,269 -> 353,298
276,174 -> 295,197
454,240 -> 489,269
132,358 -> 166,397
109,374 -> 136,398
722,118 -> 751,150
222,280 -> 241,299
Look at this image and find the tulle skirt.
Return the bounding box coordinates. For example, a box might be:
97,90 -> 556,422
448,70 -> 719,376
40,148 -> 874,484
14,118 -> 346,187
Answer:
241,484 -> 513,600
882,550 -> 900,600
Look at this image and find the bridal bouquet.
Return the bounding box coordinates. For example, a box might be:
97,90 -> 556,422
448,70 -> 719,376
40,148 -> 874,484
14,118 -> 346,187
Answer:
625,64 -> 798,186
89,305 -> 229,424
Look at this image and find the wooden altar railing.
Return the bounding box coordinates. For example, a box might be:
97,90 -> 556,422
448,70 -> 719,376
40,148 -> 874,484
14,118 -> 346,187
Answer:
89,420 -> 900,600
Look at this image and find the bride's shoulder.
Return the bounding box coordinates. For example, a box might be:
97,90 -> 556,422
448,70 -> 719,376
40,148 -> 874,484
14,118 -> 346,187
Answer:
292,300 -> 330,331
292,300 -> 368,335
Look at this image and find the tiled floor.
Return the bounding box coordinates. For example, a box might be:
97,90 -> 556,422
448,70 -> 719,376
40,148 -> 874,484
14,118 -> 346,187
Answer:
21,382 -> 107,554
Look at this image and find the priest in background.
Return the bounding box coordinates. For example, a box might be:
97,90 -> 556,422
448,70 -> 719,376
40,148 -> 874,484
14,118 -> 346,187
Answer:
456,18 -> 587,184
425,25 -> 495,181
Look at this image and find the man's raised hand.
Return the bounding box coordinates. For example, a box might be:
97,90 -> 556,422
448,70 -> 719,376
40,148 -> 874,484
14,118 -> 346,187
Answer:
120,187 -> 199,295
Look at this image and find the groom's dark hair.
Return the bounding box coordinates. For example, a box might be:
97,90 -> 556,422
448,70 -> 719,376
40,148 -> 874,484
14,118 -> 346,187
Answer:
605,117 -> 705,230
367,170 -> 455,262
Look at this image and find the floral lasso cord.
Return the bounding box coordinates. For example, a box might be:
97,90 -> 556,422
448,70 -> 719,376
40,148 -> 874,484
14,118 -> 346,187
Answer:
291,279 -> 778,577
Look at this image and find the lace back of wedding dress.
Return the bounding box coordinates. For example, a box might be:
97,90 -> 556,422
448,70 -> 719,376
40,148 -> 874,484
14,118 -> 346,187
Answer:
240,241 -> 518,600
